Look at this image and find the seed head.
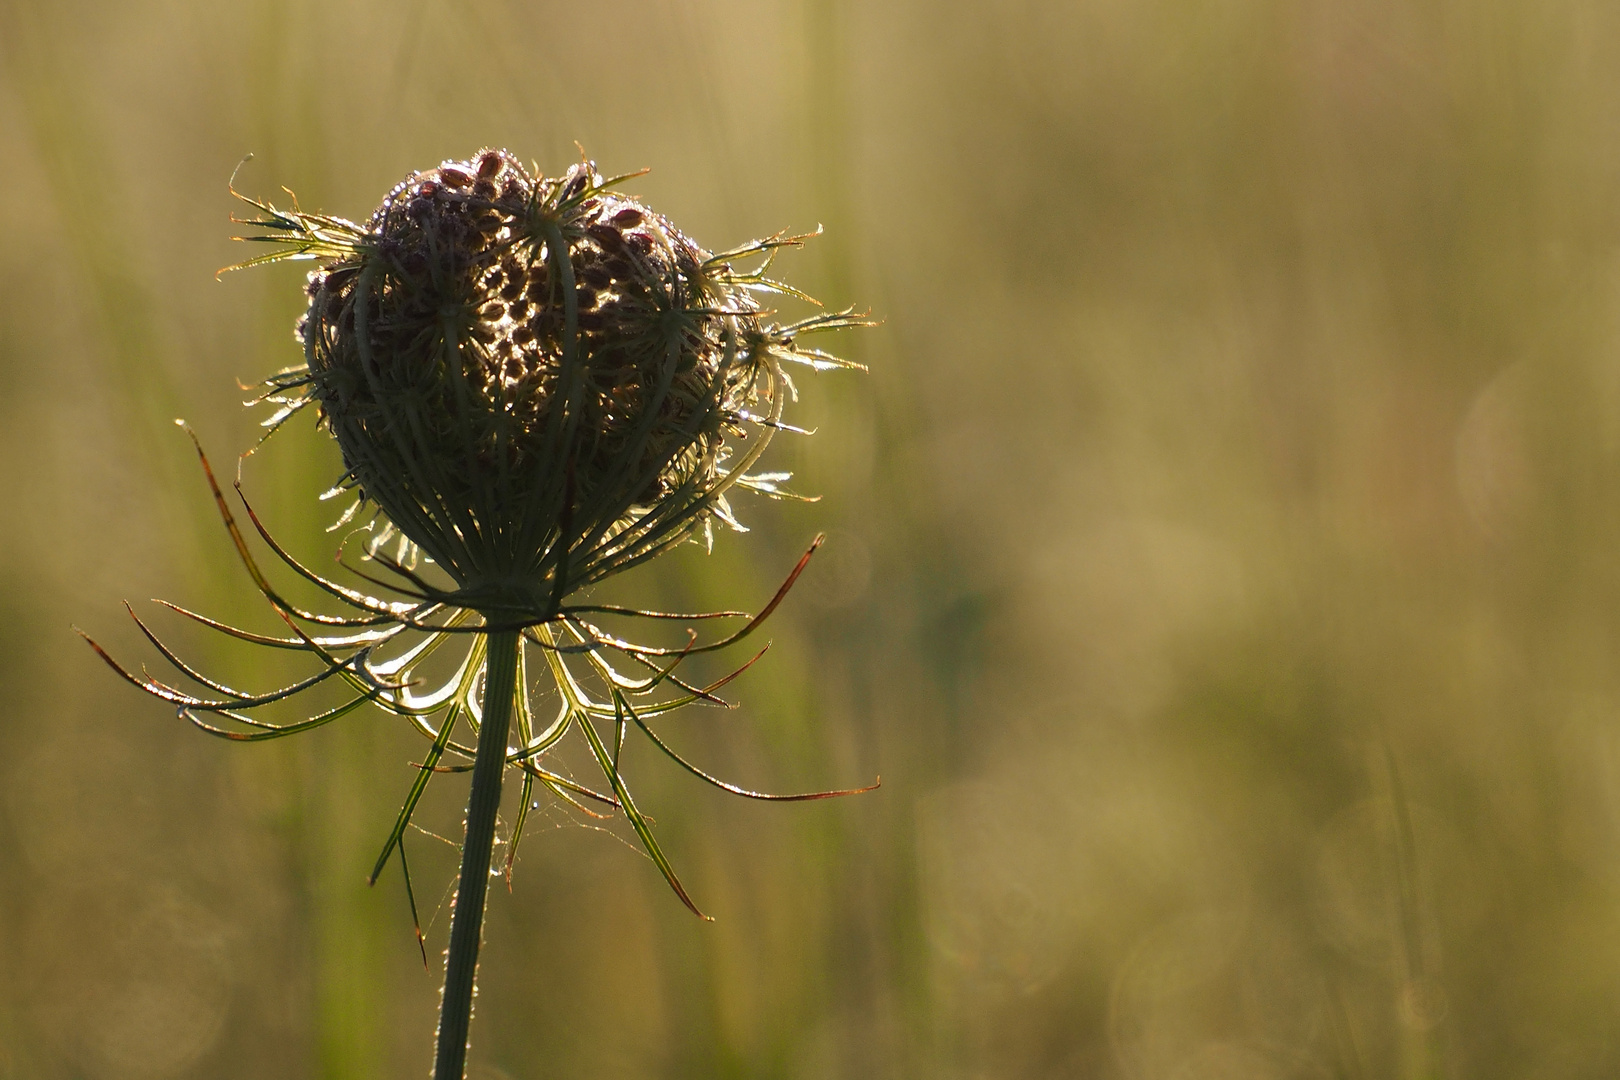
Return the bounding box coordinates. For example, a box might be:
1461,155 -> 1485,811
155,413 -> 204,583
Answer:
240,149 -> 864,618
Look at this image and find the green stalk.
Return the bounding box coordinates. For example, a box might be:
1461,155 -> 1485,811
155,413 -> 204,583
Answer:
433,628 -> 520,1080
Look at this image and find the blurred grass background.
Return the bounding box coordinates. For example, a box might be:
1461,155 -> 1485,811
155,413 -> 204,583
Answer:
4,0 -> 1620,1076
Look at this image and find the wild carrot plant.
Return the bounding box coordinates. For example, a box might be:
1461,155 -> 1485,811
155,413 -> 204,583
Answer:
81,149 -> 871,1079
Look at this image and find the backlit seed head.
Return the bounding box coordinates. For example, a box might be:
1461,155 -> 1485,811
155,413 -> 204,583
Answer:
293,151 -> 807,606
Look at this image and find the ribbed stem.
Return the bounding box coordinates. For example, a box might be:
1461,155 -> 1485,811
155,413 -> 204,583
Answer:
432,628 -> 520,1080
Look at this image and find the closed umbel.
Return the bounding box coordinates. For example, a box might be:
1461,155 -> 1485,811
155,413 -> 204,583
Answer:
299,149 -> 779,607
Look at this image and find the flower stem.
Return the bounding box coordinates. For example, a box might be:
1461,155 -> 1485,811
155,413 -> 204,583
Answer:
433,628 -> 520,1080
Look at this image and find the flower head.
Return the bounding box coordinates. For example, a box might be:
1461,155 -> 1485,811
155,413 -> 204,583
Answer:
243,149 -> 865,618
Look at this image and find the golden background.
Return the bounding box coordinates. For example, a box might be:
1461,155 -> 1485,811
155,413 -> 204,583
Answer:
4,0 -> 1620,1076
